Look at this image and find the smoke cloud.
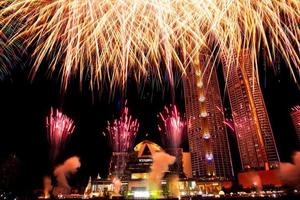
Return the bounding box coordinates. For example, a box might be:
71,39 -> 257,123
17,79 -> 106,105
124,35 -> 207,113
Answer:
53,156 -> 81,196
168,175 -> 180,197
280,152 -> 300,189
43,176 -> 53,198
112,177 -> 122,195
148,152 -> 176,192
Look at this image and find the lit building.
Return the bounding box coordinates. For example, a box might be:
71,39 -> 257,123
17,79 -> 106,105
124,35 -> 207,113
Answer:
290,106 -> 300,145
109,152 -> 130,180
89,140 -> 224,198
222,49 -> 279,170
126,140 -> 162,181
182,53 -> 233,180
238,170 -> 283,189
84,176 -> 113,198
126,140 -> 187,180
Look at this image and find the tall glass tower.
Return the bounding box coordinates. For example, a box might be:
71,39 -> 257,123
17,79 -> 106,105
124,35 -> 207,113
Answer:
290,106 -> 300,146
183,53 -> 233,179
222,49 -> 279,170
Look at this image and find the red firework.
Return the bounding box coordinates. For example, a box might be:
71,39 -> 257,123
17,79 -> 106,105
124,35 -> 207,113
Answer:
158,105 -> 185,148
46,107 -> 75,162
107,106 -> 139,152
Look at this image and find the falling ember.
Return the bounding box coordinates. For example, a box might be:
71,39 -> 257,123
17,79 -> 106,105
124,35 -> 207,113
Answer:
158,105 -> 185,148
0,0 -> 299,91
0,30 -> 11,78
46,108 -> 75,163
216,106 -> 235,133
107,106 -> 139,152
224,118 -> 235,133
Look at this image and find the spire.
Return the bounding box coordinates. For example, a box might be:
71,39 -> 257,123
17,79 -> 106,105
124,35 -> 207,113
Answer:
84,176 -> 92,196
97,173 -> 101,179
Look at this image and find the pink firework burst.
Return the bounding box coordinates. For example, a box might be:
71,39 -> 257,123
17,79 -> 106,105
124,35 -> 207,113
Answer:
107,106 -> 139,152
158,105 -> 185,148
46,107 -> 75,162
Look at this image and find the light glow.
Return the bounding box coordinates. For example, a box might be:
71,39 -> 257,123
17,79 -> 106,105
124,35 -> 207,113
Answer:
203,133 -> 211,139
206,153 -> 214,161
133,191 -> 150,198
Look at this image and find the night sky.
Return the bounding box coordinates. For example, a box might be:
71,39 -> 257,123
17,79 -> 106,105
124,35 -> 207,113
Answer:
0,52 -> 300,194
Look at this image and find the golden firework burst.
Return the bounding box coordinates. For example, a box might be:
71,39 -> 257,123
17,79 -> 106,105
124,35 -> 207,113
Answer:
0,0 -> 299,90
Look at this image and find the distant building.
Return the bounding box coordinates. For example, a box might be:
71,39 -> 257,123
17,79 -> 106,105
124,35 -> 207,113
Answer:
0,154 -> 21,190
290,106 -> 300,145
182,53 -> 233,180
221,49 -> 279,170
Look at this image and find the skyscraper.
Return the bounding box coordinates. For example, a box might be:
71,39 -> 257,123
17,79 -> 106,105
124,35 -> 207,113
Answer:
290,106 -> 300,145
183,53 -> 233,180
222,49 -> 279,170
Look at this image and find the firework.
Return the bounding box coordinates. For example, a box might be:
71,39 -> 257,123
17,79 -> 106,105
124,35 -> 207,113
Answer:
224,118 -> 235,132
158,105 -> 185,148
0,31 -> 10,78
0,24 -> 21,80
0,0 -> 299,90
216,106 -> 235,133
46,107 -> 75,162
107,106 -> 139,152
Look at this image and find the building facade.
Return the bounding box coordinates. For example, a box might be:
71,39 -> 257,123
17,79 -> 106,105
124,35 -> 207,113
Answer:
290,106 -> 300,145
88,140 -> 225,198
183,53 -> 233,180
222,49 -> 279,170
109,152 -> 130,179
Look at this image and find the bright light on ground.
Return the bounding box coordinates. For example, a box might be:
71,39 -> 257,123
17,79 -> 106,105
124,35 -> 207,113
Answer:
133,191 -> 150,198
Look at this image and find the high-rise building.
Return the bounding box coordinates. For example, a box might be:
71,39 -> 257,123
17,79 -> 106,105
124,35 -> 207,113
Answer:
290,106 -> 300,145
183,53 -> 233,180
222,49 -> 279,170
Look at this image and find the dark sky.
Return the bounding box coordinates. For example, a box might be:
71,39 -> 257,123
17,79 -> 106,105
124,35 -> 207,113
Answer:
0,59 -> 186,193
0,53 -> 300,194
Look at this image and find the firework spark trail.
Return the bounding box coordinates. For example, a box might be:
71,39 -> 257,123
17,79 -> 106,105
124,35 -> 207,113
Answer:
158,105 -> 185,148
224,118 -> 235,132
0,24 -> 21,80
0,0 -> 299,90
107,106 -> 139,152
0,31 -> 11,78
216,106 -> 235,133
46,107 -> 75,163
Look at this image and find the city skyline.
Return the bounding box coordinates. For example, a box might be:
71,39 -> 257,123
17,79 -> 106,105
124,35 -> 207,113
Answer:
0,53 -> 300,196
